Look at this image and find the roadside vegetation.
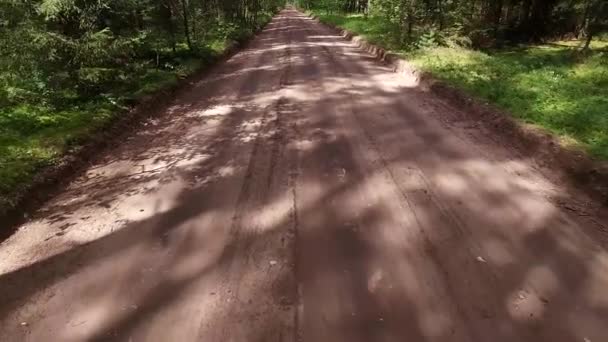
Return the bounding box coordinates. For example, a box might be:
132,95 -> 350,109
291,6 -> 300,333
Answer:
0,0 -> 284,210
299,0 -> 608,159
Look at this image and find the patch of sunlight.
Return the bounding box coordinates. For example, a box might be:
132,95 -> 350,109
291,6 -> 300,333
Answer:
217,164 -> 236,177
169,216 -> 229,281
482,237 -> 516,266
241,191 -> 293,233
198,65 -> 278,85
551,39 -> 608,49
369,72 -> 410,91
367,269 -> 385,293
508,265 -> 559,310
101,180 -> 183,223
239,117 -> 264,132
294,137 -> 318,151
252,81 -> 327,106
506,288 -> 547,322
281,85 -> 320,102
339,51 -> 368,58
429,159 -> 556,229
63,305 -> 112,341
82,159 -> 134,180
583,252 -> 608,307
191,104 -> 236,117
250,91 -> 283,107
419,309 -> 454,338
307,35 -> 342,39
305,41 -> 351,48
433,171 -> 469,194
172,153 -> 212,170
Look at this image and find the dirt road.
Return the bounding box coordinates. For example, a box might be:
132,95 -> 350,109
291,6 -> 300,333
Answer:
2,9 -> 608,341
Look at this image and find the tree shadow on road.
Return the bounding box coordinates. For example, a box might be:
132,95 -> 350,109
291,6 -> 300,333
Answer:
1,9 -> 608,342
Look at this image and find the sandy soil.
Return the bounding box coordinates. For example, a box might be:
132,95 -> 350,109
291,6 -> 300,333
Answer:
1,9 -> 608,342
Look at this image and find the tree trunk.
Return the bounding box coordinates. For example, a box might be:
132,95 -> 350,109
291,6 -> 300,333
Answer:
520,0 -> 531,25
406,0 -> 414,41
192,9 -> 197,41
494,0 -> 503,36
583,29 -> 593,49
578,0 -> 591,38
181,0 -> 193,51
437,0 -> 445,30
162,1 -> 177,53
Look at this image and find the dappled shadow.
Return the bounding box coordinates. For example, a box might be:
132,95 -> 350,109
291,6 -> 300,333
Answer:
1,8 -> 608,342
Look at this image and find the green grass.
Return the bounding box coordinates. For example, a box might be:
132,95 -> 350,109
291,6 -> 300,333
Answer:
313,11 -> 608,160
0,102 -> 115,194
406,46 -> 608,159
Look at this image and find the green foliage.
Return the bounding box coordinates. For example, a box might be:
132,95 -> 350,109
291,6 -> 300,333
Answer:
408,45 -> 608,158
303,0 -> 608,48
416,29 -> 442,49
0,0 -> 284,208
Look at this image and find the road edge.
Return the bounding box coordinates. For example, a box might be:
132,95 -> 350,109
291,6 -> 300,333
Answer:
305,11 -> 608,205
0,16 -> 278,240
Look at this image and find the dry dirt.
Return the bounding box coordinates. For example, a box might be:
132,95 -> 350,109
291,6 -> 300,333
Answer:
2,9 -> 608,342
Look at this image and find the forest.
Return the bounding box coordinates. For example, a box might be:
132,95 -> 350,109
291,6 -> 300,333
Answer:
297,0 -> 607,48
0,0 -> 284,210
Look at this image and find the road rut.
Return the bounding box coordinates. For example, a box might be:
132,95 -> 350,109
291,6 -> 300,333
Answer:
1,9 -> 608,342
